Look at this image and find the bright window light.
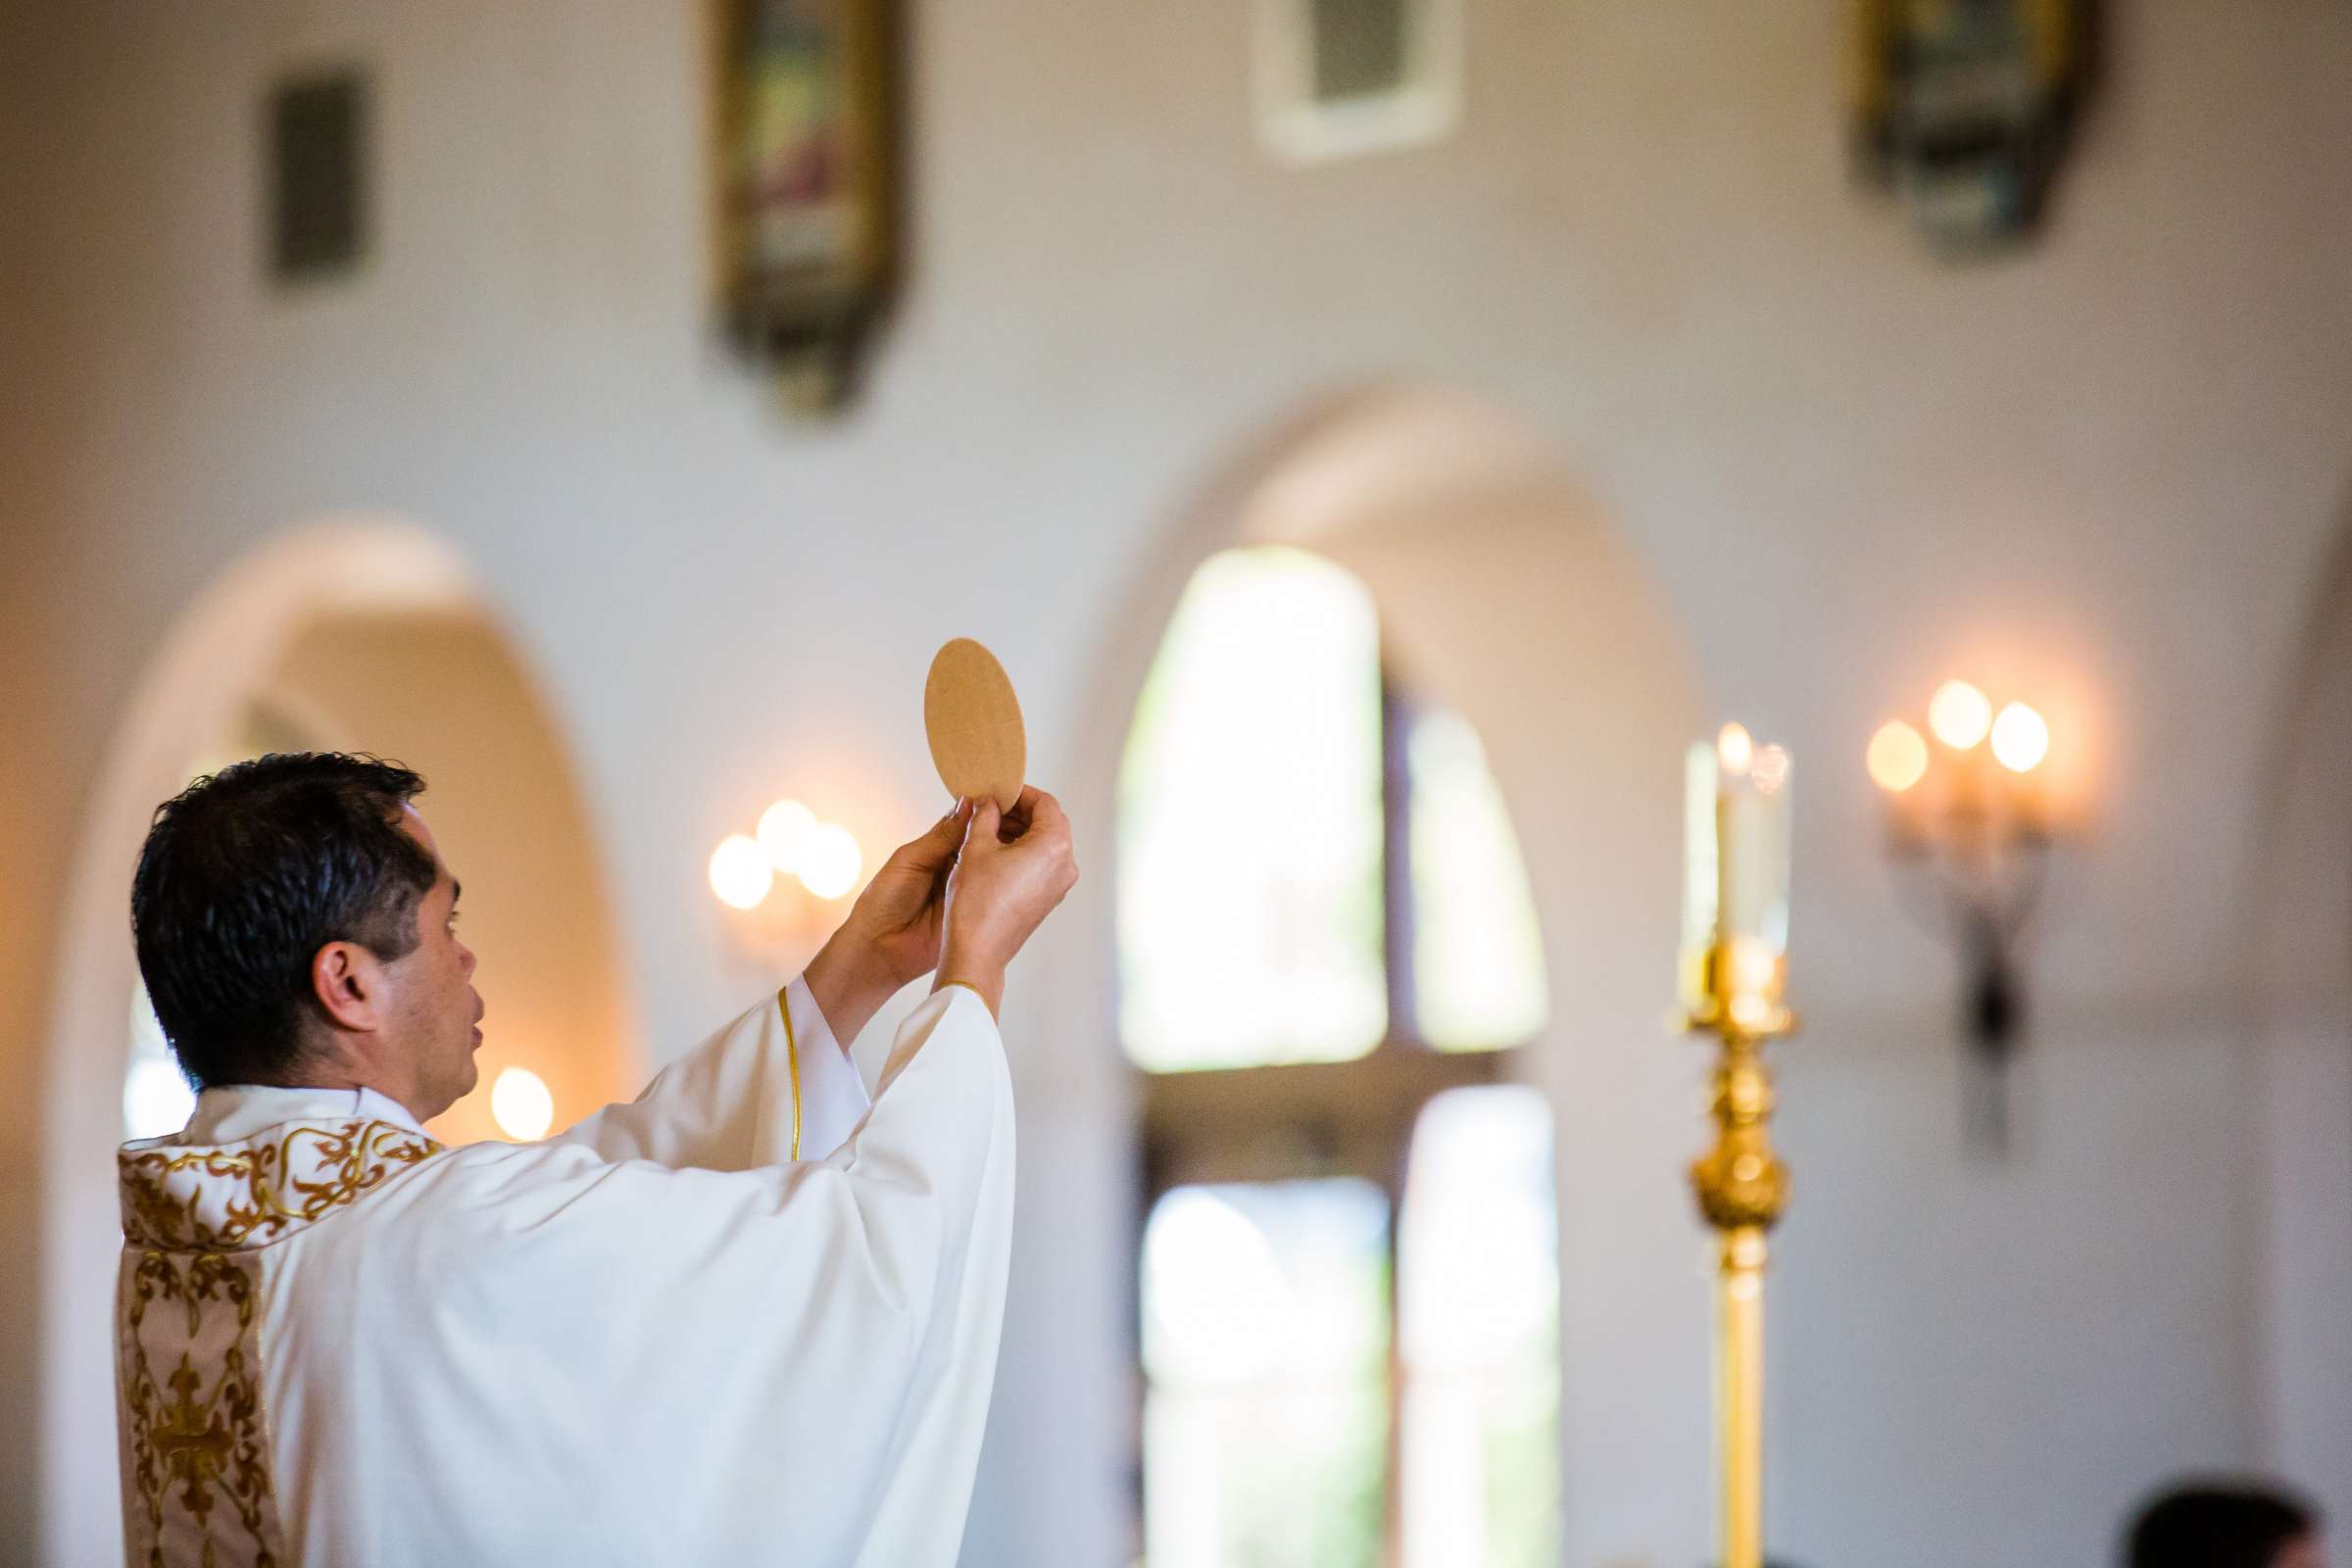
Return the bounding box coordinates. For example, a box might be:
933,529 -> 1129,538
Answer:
1399,1086 -> 1560,1568
1118,548 -> 1387,1071
1407,709 -> 1549,1051
1142,1179 -> 1392,1568
124,983 -> 195,1140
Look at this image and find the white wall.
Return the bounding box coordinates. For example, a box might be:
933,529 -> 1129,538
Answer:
2247,530 -> 2352,1544
6,0 -> 2352,1562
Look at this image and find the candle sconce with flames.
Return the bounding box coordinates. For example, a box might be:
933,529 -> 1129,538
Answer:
708,799 -> 868,963
1866,679 -> 2061,1146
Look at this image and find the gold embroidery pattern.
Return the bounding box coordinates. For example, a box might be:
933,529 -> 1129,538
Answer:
120,1119 -> 444,1252
119,1250 -> 278,1568
114,1120 -> 446,1567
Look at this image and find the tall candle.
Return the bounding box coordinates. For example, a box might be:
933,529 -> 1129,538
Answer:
1680,741 -> 1723,1016
1682,726 -> 1792,1024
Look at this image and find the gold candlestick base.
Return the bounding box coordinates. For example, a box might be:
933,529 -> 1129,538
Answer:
1688,1021 -> 1789,1568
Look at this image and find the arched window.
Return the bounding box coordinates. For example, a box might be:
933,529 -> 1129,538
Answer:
1122,546 -> 1558,1567
1119,547 -> 1389,1071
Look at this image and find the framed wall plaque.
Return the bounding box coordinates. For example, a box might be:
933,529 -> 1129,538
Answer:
1851,0 -> 2095,255
713,0 -> 901,413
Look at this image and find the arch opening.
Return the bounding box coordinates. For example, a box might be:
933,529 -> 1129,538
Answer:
979,383 -> 1714,1567
38,520 -> 636,1564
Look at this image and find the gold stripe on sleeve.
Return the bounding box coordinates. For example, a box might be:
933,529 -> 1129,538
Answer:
779,986 -> 804,1161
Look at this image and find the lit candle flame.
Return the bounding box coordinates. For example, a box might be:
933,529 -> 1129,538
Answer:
797,822 -> 863,901
1989,702 -> 2049,773
491,1065 -> 554,1141
1928,680 -> 1991,751
708,834 -> 773,909
1866,720 -> 1930,792
757,799 -> 816,872
1717,723 -> 1755,777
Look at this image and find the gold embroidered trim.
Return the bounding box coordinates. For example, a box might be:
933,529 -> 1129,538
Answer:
779,987 -> 804,1160
119,1249 -> 281,1568
120,1119 -> 445,1252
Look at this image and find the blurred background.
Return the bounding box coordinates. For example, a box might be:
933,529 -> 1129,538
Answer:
4,1 -> 2348,1564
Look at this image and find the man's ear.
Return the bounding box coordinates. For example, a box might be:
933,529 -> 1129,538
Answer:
311,941 -> 387,1034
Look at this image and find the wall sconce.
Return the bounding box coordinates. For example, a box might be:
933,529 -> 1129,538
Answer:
491,1064 -> 555,1141
1866,680 -> 2055,1149
708,799 -> 867,953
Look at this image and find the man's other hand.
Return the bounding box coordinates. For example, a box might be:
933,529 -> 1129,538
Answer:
849,802 -> 971,989
807,803 -> 971,1042
934,786 -> 1079,1018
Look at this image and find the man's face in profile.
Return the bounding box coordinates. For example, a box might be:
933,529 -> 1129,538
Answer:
2277,1534 -> 2328,1568
381,807 -> 483,1121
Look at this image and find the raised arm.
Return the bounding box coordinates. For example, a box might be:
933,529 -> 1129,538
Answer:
356,984 -> 1017,1567
558,806 -> 977,1169
385,793 -> 1078,1563
555,973 -> 870,1168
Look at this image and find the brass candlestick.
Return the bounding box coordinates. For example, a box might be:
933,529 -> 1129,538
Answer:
1682,725 -> 1795,1568
1688,982 -> 1791,1568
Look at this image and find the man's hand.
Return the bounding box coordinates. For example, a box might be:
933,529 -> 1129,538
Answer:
934,786 -> 1079,1018
849,801 -> 974,988
805,803 -> 972,1044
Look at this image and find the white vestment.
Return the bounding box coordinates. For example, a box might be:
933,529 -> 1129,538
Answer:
113,979 -> 1014,1567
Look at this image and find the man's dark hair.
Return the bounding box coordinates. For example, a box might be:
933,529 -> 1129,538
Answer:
131,753 -> 437,1090
2127,1483 -> 2318,1568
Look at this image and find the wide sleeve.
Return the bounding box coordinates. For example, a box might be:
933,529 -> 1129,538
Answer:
316,986 -> 1015,1568
555,973 -> 872,1169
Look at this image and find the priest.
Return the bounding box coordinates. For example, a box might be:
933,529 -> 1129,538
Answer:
116,751 -> 1075,1567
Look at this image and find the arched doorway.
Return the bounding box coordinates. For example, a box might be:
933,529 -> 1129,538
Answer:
38,521 -> 635,1564
976,385 -> 1712,1567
